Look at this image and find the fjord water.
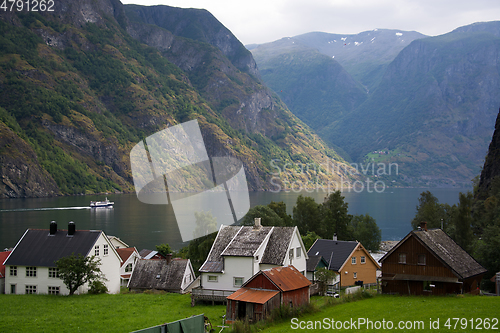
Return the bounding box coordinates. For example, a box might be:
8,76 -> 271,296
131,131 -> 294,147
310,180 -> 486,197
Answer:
0,188 -> 469,251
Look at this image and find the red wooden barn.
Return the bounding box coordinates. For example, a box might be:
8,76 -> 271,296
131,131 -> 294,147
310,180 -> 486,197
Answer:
226,265 -> 311,323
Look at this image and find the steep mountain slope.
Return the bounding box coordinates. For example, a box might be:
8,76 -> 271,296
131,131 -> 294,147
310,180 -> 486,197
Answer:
329,22 -> 500,186
251,38 -> 367,134
0,0 -> 353,198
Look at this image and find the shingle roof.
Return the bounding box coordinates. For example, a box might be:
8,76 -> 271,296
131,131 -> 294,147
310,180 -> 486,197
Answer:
128,259 -> 190,291
307,239 -> 358,271
4,229 -> 101,267
260,227 -> 294,265
200,225 -> 297,272
413,229 -> 486,279
221,226 -> 273,257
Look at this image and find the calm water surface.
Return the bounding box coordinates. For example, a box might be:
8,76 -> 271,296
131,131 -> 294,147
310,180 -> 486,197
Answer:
0,188 -> 469,251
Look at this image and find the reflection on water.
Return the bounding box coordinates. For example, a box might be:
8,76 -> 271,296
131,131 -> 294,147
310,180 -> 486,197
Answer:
0,188 -> 469,251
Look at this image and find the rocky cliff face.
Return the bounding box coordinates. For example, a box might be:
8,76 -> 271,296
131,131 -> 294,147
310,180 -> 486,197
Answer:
477,108 -> 500,199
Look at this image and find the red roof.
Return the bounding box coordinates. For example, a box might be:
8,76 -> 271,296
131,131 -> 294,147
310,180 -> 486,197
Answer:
116,247 -> 137,267
260,265 -> 311,291
227,288 -> 279,304
0,251 -> 12,278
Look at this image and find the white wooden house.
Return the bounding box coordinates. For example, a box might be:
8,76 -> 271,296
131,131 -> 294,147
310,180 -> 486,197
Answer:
192,218 -> 307,303
116,247 -> 140,287
3,221 -> 122,295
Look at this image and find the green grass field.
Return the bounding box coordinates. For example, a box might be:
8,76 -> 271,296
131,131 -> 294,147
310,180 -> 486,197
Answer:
1,292 -> 499,332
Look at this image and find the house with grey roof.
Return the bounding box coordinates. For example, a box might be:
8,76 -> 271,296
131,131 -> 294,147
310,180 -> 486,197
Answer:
308,238 -> 380,288
192,218 -> 307,304
2,221 -> 122,295
380,222 -> 487,295
127,258 -> 196,294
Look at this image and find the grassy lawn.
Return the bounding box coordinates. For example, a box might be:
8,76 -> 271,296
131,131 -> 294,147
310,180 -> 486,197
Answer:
264,294 -> 500,332
0,292 -> 226,333
2,292 -> 499,332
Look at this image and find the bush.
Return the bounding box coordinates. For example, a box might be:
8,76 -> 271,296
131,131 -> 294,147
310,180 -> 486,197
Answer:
88,280 -> 108,294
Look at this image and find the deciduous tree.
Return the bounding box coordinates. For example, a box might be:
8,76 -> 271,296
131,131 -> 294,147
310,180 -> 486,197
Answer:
55,253 -> 104,295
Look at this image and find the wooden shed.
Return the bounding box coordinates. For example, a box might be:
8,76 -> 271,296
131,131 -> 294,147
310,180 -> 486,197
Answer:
380,222 -> 486,295
226,265 -> 311,323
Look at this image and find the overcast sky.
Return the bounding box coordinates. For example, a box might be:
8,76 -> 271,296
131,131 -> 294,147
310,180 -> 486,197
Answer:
120,0 -> 500,45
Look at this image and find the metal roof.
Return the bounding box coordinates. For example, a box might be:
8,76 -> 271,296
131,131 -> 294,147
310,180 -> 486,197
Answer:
227,287 -> 280,304
4,229 -> 101,267
259,265 -> 311,292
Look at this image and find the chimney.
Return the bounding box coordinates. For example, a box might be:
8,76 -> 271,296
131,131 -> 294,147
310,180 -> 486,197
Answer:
68,221 -> 76,236
333,233 -> 337,241
420,221 -> 428,232
166,253 -> 172,264
49,221 -> 57,235
254,217 -> 261,229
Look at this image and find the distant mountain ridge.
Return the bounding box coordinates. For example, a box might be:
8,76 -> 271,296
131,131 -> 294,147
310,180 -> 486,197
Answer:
250,22 -> 500,186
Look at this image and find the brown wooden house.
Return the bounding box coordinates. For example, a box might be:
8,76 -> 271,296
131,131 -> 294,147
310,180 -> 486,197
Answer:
226,265 -> 311,323
380,222 -> 487,295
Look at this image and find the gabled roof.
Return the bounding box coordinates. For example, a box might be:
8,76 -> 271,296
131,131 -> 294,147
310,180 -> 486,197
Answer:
108,236 -> 129,248
200,225 -> 297,273
0,251 -> 12,278
128,258 -> 191,291
381,229 -> 487,280
260,227 -> 294,265
243,265 -> 311,292
306,255 -> 328,272
139,249 -> 166,260
227,287 -> 279,304
307,239 -> 358,271
116,247 -> 139,267
4,229 -> 101,267
221,226 -> 273,257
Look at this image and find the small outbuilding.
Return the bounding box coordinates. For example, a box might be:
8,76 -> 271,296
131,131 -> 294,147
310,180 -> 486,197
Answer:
226,265 -> 311,323
128,258 -> 195,294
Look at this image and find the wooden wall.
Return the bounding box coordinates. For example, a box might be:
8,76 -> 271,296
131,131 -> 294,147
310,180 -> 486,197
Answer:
340,246 -> 379,287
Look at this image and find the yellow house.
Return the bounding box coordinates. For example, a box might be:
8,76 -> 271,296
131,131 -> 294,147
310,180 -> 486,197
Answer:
308,239 -> 380,287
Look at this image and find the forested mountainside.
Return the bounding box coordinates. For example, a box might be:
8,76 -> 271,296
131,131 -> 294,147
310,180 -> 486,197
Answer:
251,23 -> 500,187
0,0 -> 352,198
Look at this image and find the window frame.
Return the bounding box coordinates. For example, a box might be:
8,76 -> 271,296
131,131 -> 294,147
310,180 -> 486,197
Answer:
94,245 -> 99,256
48,267 -> 59,278
233,276 -> 244,287
418,254 -> 426,265
351,256 -> 356,265
48,286 -> 60,295
10,284 -> 16,294
125,263 -> 133,273
25,285 -> 37,294
398,253 -> 407,264
26,266 -> 37,277
360,256 -> 366,264
296,247 -> 301,258
353,272 -> 357,279
207,275 -> 218,282
10,266 -> 17,276
103,244 -> 109,256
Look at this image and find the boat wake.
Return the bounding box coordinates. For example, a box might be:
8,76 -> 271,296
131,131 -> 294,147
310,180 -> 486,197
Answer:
0,206 -> 91,213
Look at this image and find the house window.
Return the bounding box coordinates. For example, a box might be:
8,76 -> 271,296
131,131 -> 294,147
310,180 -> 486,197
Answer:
94,245 -> 99,256
125,263 -> 133,272
398,253 -> 406,264
289,249 -> 294,259
351,257 -> 356,265
10,266 -> 17,276
423,281 -> 432,291
25,285 -> 37,294
233,277 -> 244,287
49,268 -> 60,278
103,244 -> 109,256
48,286 -> 60,295
26,267 -> 37,277
255,255 -> 259,261
361,256 -> 366,264
418,254 -> 426,265
296,247 -> 301,258
10,284 -> 16,294
208,275 -> 218,282
353,272 -> 357,279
